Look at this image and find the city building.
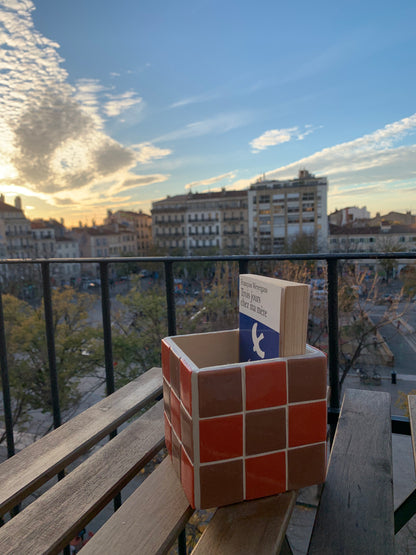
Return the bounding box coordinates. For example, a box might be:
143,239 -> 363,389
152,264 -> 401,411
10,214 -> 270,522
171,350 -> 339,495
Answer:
31,220 -> 56,258
53,236 -> 81,286
104,210 -> 152,254
328,206 -> 370,226
151,190 -> 249,254
248,170 -> 328,254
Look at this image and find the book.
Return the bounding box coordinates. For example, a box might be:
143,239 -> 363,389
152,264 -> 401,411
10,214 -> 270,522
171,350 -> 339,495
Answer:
239,274 -> 310,362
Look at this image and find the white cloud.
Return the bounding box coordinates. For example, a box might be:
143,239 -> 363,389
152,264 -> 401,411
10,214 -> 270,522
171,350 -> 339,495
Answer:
0,1 -> 167,211
130,142 -> 172,164
185,171 -> 237,191
103,91 -> 143,117
250,125 -> 315,152
265,114 -> 416,187
155,111 -> 253,143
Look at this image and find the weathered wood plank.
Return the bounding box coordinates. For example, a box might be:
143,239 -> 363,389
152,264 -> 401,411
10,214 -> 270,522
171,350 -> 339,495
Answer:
308,388 -> 394,554
0,366 -> 162,516
192,490 -> 297,555
408,395 -> 416,472
0,399 -> 165,555
81,457 -> 194,555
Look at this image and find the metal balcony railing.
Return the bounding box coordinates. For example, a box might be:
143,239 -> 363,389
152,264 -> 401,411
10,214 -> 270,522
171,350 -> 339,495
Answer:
1,251 -> 415,462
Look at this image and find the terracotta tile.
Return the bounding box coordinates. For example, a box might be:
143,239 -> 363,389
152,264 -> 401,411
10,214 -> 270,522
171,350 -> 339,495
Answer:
245,408 -> 286,456
161,340 -> 170,382
181,449 -> 195,507
163,379 -> 171,419
245,360 -> 287,410
171,390 -> 181,440
171,431 -> 181,478
200,459 -> 244,508
181,406 -> 194,461
180,359 -> 193,414
199,414 -> 243,463
288,355 -> 327,403
288,401 -> 327,448
169,350 -> 181,396
287,443 -> 326,490
245,452 -> 286,500
164,413 -> 172,456
198,366 -> 242,418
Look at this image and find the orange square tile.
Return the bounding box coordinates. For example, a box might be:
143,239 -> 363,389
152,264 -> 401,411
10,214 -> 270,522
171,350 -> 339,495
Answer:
181,406 -> 194,461
163,379 -> 171,419
169,350 -> 181,396
164,413 -> 172,456
288,401 -> 327,448
161,340 -> 170,382
245,451 -> 286,500
245,360 -> 287,410
199,414 -> 243,463
171,390 -> 181,439
180,359 -> 193,414
172,430 -> 181,478
288,443 -> 326,490
181,449 -> 195,507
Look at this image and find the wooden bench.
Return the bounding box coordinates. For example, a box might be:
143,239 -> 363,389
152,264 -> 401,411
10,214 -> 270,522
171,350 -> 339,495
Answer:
0,369 -> 395,554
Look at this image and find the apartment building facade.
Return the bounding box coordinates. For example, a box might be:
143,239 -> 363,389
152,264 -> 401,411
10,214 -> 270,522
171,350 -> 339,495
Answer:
248,170 -> 328,254
151,190 -> 249,254
104,210 -> 152,254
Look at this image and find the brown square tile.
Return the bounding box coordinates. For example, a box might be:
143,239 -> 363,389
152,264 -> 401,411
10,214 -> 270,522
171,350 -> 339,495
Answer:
199,459 -> 244,508
287,443 -> 326,490
164,414 -> 172,456
246,408 -> 286,456
171,430 -> 181,479
198,366 -> 242,418
163,378 -> 171,419
169,350 -> 181,396
181,406 -> 194,461
288,355 -> 327,403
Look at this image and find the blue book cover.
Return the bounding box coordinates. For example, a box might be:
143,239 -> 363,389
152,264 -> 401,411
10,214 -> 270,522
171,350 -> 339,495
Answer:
239,274 -> 283,362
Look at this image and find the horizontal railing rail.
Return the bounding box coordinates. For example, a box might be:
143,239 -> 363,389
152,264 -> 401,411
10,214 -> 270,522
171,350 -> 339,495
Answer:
1,251 -> 415,459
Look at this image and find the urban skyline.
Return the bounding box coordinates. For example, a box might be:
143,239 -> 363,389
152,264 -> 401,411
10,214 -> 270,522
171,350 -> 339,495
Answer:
0,0 -> 415,227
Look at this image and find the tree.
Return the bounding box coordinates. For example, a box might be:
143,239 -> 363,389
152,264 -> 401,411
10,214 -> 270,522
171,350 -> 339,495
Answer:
0,288 -> 103,442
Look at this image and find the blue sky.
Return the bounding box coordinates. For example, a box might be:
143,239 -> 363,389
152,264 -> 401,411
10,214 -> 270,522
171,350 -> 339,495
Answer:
0,0 -> 415,226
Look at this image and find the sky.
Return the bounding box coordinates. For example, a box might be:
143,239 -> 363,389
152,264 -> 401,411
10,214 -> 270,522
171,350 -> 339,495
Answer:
0,0 -> 415,227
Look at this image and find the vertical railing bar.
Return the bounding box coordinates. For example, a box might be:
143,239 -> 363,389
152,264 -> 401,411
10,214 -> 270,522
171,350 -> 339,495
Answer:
99,262 -> 115,397
327,258 -> 340,414
239,258 -> 249,275
99,262 -> 121,512
178,528 -> 187,555
41,262 -> 61,430
165,260 -> 176,336
0,287 -> 15,460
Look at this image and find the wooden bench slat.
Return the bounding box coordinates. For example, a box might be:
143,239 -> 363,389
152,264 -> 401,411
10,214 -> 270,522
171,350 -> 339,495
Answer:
81,457 -> 194,555
0,366 -> 162,515
0,399 -> 165,555
308,389 -> 394,554
192,490 -> 297,555
408,395 -> 416,472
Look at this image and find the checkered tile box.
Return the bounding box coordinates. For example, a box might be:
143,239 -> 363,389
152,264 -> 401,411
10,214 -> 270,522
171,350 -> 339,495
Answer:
162,329 -> 327,510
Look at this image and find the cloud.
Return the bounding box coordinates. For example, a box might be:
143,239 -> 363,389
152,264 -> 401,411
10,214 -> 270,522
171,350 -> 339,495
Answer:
103,91 -> 143,117
120,174 -> 169,189
185,171 -> 237,191
0,1 -> 161,209
155,111 -> 253,143
170,91 -> 221,109
250,125 -> 315,152
131,142 -> 172,164
264,114 -> 416,188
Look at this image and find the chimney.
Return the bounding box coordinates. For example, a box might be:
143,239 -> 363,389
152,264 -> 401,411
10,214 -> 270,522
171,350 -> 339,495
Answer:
14,196 -> 22,210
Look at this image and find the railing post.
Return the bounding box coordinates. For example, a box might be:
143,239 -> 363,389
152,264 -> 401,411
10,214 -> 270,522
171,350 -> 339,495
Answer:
41,262 -> 61,430
327,258 -> 340,413
99,262 -> 122,512
99,262 -> 115,397
0,288 -> 15,459
165,261 -> 176,336
239,258 -> 249,275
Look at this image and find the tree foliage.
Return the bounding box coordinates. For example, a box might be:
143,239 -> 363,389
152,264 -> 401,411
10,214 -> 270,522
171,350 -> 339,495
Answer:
0,288 -> 102,442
